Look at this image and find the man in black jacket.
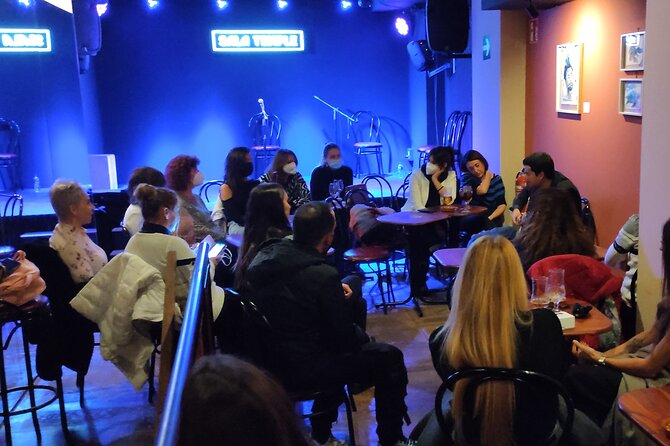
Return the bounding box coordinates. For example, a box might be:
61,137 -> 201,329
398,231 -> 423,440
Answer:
246,202 -> 411,446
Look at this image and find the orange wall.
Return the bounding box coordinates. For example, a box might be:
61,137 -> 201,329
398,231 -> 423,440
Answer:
526,0 -> 645,243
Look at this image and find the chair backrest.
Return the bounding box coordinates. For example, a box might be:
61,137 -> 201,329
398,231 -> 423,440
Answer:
249,113 -> 281,148
362,174 -> 395,208
442,111 -> 461,147
580,197 -> 598,245
394,180 -> 410,211
0,193 -> 23,246
345,187 -> 376,208
0,118 -> 20,156
198,180 -> 224,203
452,112 -> 470,172
436,368 -> 574,446
352,111 -> 381,143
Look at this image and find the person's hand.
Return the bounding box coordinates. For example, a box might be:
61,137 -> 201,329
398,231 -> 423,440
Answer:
431,164 -> 446,180
484,171 -> 493,181
572,340 -> 602,364
342,283 -> 353,299
12,250 -> 26,262
511,208 -> 523,225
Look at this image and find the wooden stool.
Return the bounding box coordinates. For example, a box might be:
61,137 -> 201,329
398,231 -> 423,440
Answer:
0,296 -> 69,445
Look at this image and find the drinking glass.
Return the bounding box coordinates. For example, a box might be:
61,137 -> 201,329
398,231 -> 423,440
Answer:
530,276 -> 549,306
547,268 -> 566,306
459,185 -> 473,209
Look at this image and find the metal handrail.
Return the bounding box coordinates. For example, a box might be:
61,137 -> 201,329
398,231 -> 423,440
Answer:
154,242 -> 211,446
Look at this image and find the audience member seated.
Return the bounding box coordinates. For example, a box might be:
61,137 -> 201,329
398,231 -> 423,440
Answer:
310,142 -> 354,201
510,152 -> 581,225
166,155 -> 226,242
259,149 -> 311,213
246,202 -> 412,446
402,146 -> 457,297
122,166 -> 166,236
49,180 -> 108,284
213,147 -> 260,235
179,354 -> 311,446
513,188 -> 595,273
567,216 -> 670,445
349,204 -> 400,247
604,214 -> 639,340
421,235 -> 602,446
458,150 -> 506,239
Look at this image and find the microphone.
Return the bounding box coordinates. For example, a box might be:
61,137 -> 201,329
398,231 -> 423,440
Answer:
258,98 -> 268,121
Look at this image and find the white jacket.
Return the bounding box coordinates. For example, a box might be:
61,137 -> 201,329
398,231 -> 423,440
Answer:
402,169 -> 457,211
70,252 -> 170,390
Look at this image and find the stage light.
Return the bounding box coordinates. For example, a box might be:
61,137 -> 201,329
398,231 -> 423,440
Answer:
147,0 -> 159,9
96,2 -> 108,16
341,0 -> 352,10
357,0 -> 371,8
216,0 -> 228,10
17,0 -> 31,7
277,0 -> 288,10
395,16 -> 409,36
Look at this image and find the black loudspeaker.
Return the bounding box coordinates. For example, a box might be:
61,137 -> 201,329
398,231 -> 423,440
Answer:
73,0 -> 102,56
426,0 -> 470,54
407,40 -> 434,72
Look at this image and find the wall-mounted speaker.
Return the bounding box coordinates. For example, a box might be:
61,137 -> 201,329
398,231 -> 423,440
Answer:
407,40 -> 434,72
426,0 -> 470,54
73,0 -> 102,72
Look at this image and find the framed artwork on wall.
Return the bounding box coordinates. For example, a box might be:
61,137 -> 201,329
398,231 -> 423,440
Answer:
619,79 -> 643,116
556,42 -> 583,114
620,31 -> 645,71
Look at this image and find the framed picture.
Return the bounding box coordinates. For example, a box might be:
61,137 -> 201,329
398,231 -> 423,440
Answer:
620,31 -> 645,71
556,42 -> 583,114
619,79 -> 643,116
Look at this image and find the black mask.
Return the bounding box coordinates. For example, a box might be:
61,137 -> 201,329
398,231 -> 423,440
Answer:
241,161 -> 254,177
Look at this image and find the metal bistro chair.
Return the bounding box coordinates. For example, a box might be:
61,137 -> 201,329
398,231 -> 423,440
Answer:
248,112 -> 282,178
417,111 -> 460,168
362,174 -> 395,209
450,112 -> 470,174
352,111 -> 384,178
198,180 -> 224,204
0,119 -> 21,192
0,193 -> 23,259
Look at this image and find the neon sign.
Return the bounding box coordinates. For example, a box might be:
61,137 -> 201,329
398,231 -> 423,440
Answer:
0,29 -> 52,53
211,29 -> 304,53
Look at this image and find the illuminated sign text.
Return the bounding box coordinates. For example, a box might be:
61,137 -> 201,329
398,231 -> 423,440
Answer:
211,29 -> 304,53
0,28 -> 52,52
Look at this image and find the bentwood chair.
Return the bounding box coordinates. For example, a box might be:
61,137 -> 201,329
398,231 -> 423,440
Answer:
352,111 -> 384,177
248,113 -> 282,177
0,119 -> 21,192
0,193 -> 23,259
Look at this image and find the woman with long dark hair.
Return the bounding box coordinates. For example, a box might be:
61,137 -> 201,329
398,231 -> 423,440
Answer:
213,147 -> 260,235
568,217 -> 670,444
259,149 -> 310,213
513,188 -> 595,272
234,183 -> 292,289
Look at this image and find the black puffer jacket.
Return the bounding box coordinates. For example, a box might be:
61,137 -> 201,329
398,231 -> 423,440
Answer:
246,238 -> 360,382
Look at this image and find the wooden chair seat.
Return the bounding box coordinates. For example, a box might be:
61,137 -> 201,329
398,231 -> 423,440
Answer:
0,295 -> 50,324
433,248 -> 467,268
354,142 -> 382,152
250,145 -> 281,151
344,246 -> 390,262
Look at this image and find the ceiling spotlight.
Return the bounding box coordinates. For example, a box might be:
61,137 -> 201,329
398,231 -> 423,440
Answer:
357,0 -> 372,8
340,0 -> 352,10
147,0 -> 159,9
96,2 -> 108,15
395,16 -> 410,36
277,0 -> 288,10
17,0 -> 31,6
216,0 -> 228,9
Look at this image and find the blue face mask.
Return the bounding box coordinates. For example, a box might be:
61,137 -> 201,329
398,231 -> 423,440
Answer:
327,158 -> 343,170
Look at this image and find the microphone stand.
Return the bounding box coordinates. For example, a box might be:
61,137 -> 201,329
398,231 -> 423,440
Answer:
313,95 -> 357,146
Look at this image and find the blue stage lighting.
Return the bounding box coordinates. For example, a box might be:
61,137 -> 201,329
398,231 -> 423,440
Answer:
277,0 -> 288,10
17,0 -> 31,7
216,0 -> 228,10
147,0 -> 159,9
341,0 -> 352,10
96,2 -> 108,16
395,16 -> 409,36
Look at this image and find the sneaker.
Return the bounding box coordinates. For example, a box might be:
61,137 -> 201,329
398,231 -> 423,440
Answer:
312,435 -> 348,446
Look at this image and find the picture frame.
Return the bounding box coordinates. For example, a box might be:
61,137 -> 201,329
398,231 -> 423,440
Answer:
619,79 -> 643,116
556,42 -> 583,114
620,31 -> 645,71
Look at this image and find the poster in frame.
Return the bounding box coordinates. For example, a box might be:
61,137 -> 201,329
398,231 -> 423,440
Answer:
556,42 -> 583,114
620,31 -> 645,71
619,79 -> 643,117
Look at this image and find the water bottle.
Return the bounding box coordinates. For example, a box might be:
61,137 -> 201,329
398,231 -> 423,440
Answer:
397,163 -> 404,174
33,175 -> 40,193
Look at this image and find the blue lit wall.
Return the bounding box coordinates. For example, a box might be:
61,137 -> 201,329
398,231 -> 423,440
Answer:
0,1 -> 91,188
93,0 -> 412,183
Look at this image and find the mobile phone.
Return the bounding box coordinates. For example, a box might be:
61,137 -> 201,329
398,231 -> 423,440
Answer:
208,242 -> 226,259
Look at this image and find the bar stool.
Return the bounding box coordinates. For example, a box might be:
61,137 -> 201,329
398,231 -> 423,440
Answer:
0,296 -> 69,445
352,111 -> 383,177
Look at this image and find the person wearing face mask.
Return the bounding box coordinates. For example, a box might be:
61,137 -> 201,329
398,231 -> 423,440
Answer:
166,155 -> 227,243
214,147 -> 260,235
259,149 -> 311,213
310,142 -> 354,201
402,146 -> 457,297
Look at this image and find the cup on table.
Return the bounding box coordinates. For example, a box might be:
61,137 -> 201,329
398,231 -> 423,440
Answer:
530,276 -> 549,306
547,268 -> 566,306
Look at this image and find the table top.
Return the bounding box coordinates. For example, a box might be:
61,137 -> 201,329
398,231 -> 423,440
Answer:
549,297 -> 613,337
433,248 -> 467,268
377,204 -> 487,226
618,386 -> 670,445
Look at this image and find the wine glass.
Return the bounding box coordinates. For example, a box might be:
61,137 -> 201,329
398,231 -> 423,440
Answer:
459,185 -> 473,209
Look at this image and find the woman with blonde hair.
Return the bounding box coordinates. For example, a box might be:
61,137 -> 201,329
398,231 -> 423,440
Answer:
426,235 -> 569,445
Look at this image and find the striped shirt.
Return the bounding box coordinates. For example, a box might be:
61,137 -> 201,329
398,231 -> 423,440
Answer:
461,172 -> 506,216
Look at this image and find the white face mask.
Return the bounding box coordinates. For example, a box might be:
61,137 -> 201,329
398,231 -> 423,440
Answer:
282,162 -> 297,175
425,162 -> 439,176
193,171 -> 205,187
327,158 -> 343,170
